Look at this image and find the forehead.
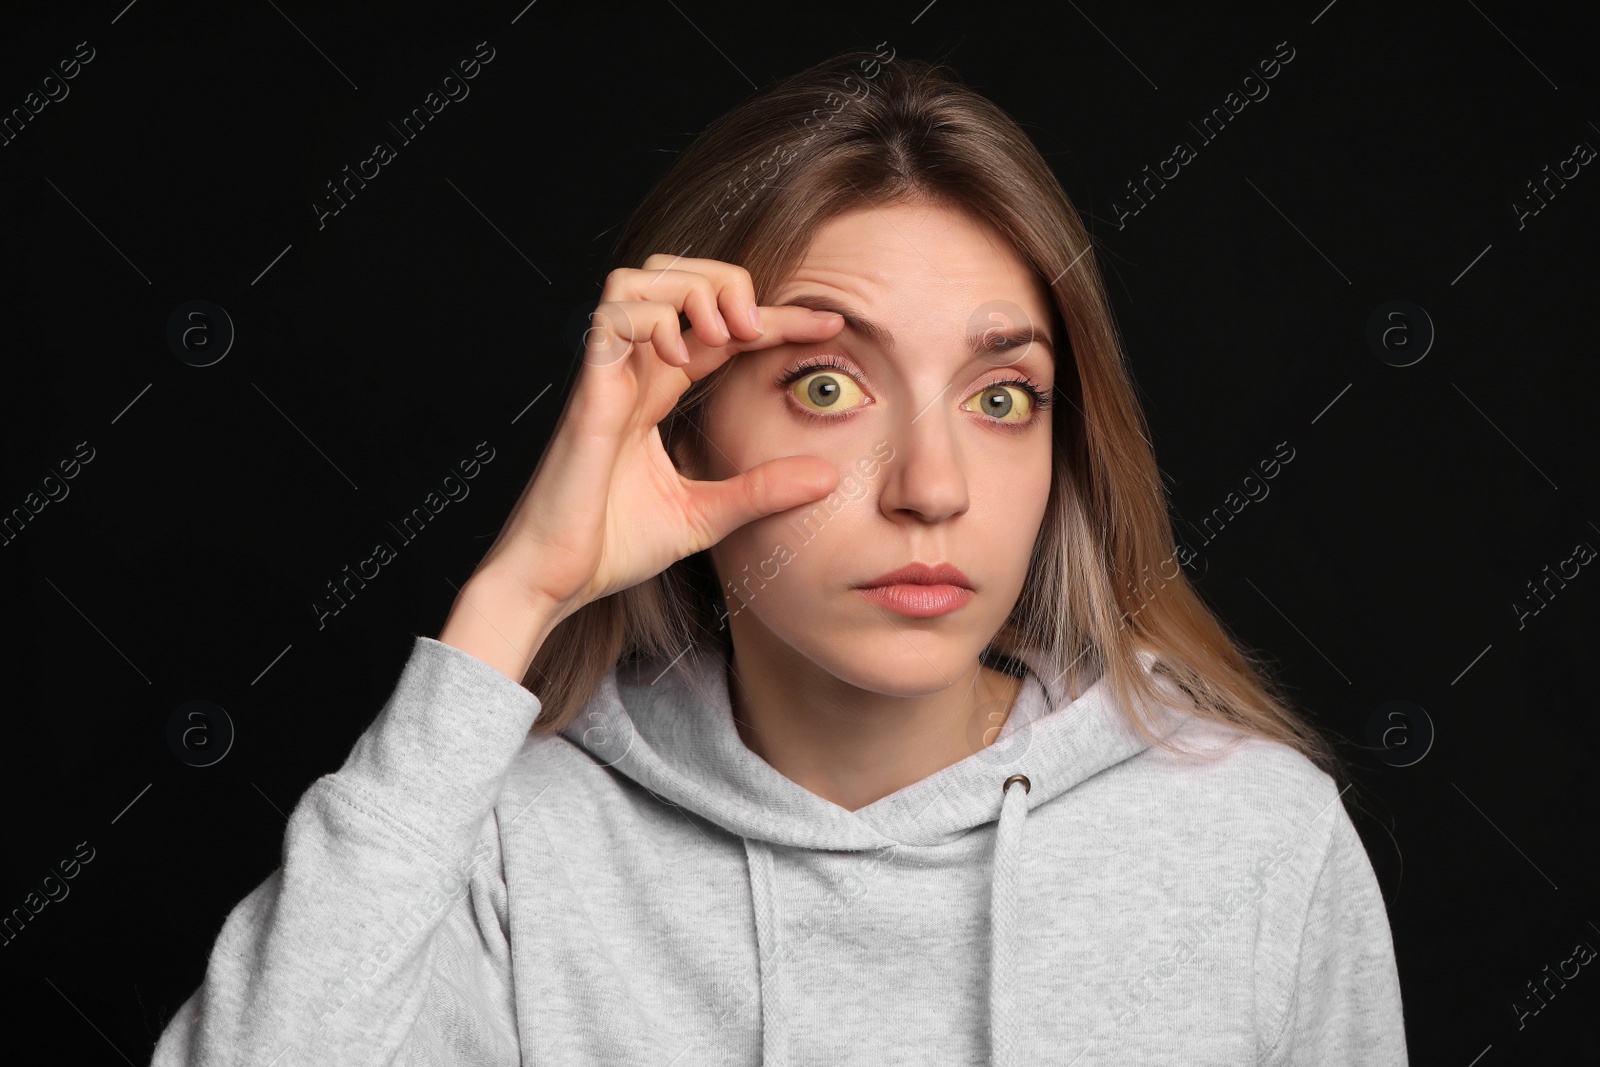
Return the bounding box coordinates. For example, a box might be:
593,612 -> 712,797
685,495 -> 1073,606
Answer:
770,201 -> 1050,319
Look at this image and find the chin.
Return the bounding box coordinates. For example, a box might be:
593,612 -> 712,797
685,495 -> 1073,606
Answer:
775,615 -> 990,697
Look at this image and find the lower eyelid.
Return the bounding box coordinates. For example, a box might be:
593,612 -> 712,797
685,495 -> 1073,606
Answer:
788,404 -> 864,426
786,399 -> 1040,431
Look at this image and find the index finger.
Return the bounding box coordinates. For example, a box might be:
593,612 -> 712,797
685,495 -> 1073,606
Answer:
640,253 -> 766,345
679,303 -> 845,378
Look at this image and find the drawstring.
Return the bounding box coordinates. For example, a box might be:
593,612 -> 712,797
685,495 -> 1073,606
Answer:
744,838 -> 788,1067
741,774 -> 1032,1067
991,773 -> 1031,1067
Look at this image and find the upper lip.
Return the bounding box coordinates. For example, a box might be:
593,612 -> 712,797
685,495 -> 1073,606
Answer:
856,562 -> 973,590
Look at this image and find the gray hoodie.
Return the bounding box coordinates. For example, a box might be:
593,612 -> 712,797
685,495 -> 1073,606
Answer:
151,634 -> 1408,1065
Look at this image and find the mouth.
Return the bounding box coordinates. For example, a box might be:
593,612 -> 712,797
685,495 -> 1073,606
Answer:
855,583 -> 974,618
853,562 -> 974,618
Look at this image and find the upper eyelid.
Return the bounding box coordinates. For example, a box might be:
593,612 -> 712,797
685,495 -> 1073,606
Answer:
781,354 -> 865,382
780,353 -> 1048,392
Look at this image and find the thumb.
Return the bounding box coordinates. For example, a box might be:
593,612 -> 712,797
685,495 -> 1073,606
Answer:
688,455 -> 841,546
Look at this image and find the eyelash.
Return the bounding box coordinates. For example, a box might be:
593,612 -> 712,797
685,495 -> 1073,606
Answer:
772,354 -> 1055,430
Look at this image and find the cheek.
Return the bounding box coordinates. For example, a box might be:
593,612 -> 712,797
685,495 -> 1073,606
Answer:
973,443 -> 1052,564
709,522 -> 779,585
699,373 -> 809,476
697,398 -> 750,480
707,473 -> 876,614
1020,448 -> 1053,528
702,374 -> 885,476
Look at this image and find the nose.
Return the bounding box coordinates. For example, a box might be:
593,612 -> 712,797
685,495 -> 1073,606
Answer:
876,392 -> 970,523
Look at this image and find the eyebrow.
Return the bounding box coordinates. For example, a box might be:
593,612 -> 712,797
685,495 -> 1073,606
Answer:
776,292 -> 1056,358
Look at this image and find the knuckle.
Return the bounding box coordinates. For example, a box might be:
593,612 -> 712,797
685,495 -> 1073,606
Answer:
730,262 -> 756,300
599,267 -> 634,301
642,301 -> 680,336
586,303 -> 643,348
695,274 -> 720,307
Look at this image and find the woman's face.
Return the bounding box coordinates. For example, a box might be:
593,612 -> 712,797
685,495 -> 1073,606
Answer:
699,199 -> 1057,695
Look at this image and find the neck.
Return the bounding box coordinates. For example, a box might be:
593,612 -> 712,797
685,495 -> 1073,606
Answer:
725,635 -> 1024,813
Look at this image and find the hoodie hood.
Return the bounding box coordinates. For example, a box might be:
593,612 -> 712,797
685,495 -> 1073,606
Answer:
560,642 -> 1193,1066
561,642 -> 1188,848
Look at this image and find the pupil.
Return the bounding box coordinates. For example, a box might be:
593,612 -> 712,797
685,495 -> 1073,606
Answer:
807,376 -> 840,407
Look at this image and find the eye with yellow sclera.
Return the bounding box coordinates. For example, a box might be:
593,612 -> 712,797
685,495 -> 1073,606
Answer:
789,368 -> 867,413
962,383 -> 1037,423
774,355 -> 1051,428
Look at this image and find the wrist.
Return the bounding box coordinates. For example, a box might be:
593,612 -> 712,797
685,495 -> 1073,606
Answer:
436,570 -> 571,685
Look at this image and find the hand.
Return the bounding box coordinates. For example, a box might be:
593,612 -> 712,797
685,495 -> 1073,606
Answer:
469,255 -> 848,626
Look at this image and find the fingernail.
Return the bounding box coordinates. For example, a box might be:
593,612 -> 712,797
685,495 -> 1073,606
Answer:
811,309 -> 842,320
677,334 -> 691,363
715,310 -> 729,338
748,306 -> 762,332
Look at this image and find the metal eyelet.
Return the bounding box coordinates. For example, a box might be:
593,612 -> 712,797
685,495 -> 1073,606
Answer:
1002,773 -> 1031,795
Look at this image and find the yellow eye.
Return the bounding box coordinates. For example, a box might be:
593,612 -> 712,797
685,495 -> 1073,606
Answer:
790,370 -> 867,413
962,383 -> 1034,422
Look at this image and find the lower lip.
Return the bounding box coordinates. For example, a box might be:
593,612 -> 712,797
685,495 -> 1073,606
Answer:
856,583 -> 974,617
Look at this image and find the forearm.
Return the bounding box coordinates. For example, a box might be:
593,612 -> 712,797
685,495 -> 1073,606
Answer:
437,569 -> 569,685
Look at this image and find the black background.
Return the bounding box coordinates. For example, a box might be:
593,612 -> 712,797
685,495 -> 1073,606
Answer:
1,0 -> 1597,1062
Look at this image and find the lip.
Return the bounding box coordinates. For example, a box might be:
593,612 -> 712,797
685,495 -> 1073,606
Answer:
856,562 -> 973,590
856,583 -> 974,618
853,562 -> 975,619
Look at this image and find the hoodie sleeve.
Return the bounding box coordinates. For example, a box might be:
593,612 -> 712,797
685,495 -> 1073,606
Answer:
1261,798 -> 1409,1066
150,635 -> 541,1066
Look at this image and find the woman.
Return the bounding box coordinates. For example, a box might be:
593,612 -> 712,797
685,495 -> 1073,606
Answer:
153,48 -> 1407,1065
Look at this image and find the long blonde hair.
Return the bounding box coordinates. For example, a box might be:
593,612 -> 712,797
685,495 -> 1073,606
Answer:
521,47 -> 1348,791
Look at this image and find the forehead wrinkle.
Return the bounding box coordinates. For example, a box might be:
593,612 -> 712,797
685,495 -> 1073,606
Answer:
775,291 -> 1056,362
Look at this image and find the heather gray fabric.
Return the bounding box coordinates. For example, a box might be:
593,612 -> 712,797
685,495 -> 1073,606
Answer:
151,634 -> 1408,1065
